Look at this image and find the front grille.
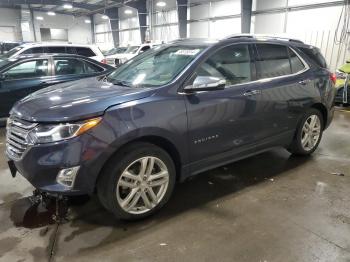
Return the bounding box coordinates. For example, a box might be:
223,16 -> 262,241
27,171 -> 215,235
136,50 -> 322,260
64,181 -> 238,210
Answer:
6,117 -> 37,160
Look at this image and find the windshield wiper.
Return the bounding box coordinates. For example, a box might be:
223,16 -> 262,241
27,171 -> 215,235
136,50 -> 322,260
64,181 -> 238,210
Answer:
111,80 -> 132,87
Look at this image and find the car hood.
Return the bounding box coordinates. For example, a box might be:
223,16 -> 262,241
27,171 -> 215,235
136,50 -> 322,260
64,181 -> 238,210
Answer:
11,77 -> 155,123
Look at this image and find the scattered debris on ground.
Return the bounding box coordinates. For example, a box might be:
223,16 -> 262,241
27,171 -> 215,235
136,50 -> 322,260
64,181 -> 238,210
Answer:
331,172 -> 345,177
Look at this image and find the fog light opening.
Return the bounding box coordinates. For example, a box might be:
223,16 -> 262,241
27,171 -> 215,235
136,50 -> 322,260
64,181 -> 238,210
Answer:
56,166 -> 80,188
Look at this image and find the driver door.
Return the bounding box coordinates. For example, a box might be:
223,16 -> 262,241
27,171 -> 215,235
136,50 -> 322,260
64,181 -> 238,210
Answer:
184,44 -> 261,168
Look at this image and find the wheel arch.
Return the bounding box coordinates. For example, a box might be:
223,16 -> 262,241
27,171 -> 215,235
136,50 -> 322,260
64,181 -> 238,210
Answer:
96,135 -> 183,189
311,103 -> 327,129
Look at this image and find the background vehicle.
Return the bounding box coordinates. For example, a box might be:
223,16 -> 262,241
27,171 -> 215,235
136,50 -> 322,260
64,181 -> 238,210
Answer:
6,36 -> 335,220
103,47 -> 127,56
106,43 -> 154,67
335,61 -> 350,105
0,43 -> 106,64
0,41 -> 22,54
0,53 -> 113,119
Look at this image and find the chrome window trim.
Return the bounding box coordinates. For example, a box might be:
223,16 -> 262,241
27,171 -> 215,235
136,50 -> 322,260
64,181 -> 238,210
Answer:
178,44 -> 311,95
253,44 -> 310,83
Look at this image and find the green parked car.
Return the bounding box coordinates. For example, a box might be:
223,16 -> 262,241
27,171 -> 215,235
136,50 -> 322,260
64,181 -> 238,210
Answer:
335,61 -> 350,104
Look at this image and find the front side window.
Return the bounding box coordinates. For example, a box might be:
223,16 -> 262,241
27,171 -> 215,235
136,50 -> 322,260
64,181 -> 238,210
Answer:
54,58 -> 89,75
107,45 -> 205,87
194,44 -> 253,87
140,45 -> 151,52
256,44 -> 291,79
4,60 -> 49,79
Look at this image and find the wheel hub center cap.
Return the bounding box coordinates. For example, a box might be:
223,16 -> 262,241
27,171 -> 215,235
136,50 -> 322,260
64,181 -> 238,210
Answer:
140,181 -> 148,188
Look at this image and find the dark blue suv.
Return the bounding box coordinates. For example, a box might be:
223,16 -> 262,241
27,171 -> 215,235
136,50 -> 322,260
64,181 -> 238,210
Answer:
6,36 -> 336,220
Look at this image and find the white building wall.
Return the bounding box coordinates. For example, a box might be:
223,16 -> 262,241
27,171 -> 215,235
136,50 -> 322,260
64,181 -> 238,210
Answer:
149,0 -> 179,43
252,0 -> 345,70
188,0 -> 241,38
33,11 -> 92,44
118,6 -> 141,46
151,9 -> 179,42
0,8 -> 22,41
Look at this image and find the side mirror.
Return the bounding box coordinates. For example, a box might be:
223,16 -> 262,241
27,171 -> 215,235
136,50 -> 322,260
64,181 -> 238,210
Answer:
184,76 -> 226,92
0,74 -> 6,81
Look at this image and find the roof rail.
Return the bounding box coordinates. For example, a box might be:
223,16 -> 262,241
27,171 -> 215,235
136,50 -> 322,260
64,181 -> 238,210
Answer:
224,34 -> 304,44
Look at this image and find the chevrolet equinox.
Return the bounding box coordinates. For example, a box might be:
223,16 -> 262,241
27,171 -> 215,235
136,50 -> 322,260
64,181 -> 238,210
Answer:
6,35 -> 336,220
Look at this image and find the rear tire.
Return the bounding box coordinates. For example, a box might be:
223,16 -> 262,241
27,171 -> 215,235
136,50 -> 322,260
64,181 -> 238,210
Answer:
97,142 -> 176,220
288,109 -> 323,156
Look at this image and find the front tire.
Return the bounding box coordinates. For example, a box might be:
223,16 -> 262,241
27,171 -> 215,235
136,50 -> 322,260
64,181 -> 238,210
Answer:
288,109 -> 323,155
97,142 -> 176,220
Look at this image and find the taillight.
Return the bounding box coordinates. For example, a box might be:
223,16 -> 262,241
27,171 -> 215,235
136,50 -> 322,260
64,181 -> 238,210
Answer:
330,72 -> 336,85
101,59 -> 107,64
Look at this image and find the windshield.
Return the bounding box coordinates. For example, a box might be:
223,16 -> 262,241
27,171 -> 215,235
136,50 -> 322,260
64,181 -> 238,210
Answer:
107,45 -> 205,87
125,46 -> 140,54
1,46 -> 24,58
106,47 -> 127,55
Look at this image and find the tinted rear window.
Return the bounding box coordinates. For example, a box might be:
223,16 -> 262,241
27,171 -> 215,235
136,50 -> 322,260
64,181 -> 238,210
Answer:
299,47 -> 327,68
255,44 -> 292,79
66,47 -> 76,54
46,46 -> 67,53
22,47 -> 45,54
76,47 -> 96,57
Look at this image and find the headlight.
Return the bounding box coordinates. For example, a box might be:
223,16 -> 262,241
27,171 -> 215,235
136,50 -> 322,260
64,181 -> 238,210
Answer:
335,70 -> 347,80
27,117 -> 102,144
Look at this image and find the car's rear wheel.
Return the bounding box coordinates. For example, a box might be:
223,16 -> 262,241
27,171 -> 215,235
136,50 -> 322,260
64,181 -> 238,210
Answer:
288,109 -> 323,155
97,142 -> 176,220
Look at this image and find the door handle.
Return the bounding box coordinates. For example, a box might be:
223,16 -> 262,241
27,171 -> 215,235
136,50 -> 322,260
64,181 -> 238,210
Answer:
243,90 -> 261,96
298,79 -> 311,85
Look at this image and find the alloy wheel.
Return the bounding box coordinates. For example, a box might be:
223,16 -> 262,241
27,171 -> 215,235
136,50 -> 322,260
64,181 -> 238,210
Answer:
116,156 -> 170,214
301,114 -> 321,151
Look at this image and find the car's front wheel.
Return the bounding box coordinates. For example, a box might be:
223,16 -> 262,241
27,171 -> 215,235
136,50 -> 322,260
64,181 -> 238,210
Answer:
288,109 -> 323,155
97,142 -> 176,220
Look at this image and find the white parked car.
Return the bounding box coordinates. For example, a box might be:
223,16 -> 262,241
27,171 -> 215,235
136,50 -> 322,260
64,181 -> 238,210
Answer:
1,43 -> 106,64
106,43 -> 155,67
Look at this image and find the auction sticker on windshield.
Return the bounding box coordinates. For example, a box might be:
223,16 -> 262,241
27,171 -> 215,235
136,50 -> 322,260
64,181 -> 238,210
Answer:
174,49 -> 201,56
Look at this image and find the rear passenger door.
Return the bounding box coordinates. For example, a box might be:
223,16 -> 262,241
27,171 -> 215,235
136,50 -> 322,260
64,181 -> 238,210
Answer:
253,43 -> 310,142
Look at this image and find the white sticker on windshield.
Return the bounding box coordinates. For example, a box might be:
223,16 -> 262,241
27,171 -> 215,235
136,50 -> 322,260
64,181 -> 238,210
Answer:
174,49 -> 200,56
